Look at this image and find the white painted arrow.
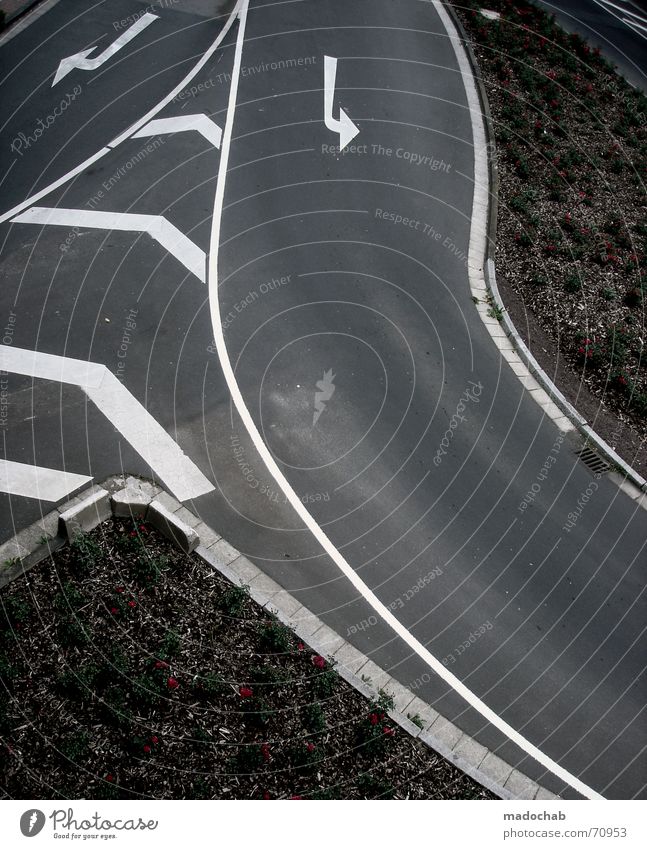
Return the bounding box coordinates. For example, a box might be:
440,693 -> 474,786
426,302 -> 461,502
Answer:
52,12 -> 159,86
323,55 -> 359,151
132,114 -> 223,149
12,207 -> 205,283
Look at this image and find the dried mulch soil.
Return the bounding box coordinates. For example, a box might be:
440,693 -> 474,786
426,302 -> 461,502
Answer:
453,0 -> 647,476
0,518 -> 494,800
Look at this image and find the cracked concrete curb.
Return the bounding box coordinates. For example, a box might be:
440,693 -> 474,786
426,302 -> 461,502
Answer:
446,3 -> 647,502
0,474 -> 560,801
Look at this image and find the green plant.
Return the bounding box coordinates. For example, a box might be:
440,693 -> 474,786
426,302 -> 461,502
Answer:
69,532 -> 101,574
249,665 -> 288,691
407,712 -> 425,730
356,771 -> 396,799
564,273 -> 582,293
56,665 -> 99,701
159,629 -> 181,660
131,674 -> 163,712
56,616 -> 88,649
132,553 -> 168,586
217,584 -> 249,616
257,618 -> 294,653
302,701 -> 326,733
601,287 -> 616,301
194,671 -> 229,700
240,695 -> 273,728
311,668 -> 337,699
58,731 -> 89,763
487,304 -> 504,321
231,744 -> 265,775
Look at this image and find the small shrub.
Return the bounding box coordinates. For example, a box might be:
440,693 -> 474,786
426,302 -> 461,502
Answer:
257,619 -> 294,653
231,744 -> 265,775
131,674 -> 163,712
159,629 -> 181,660
356,771 -> 396,799
302,701 -> 326,733
194,671 -> 229,700
58,731 -> 89,763
217,584 -> 249,617
69,532 -> 101,574
564,273 -> 582,293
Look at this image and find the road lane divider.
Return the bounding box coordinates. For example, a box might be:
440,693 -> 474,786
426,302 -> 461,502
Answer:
11,207 -> 206,282
132,114 -> 223,149
0,345 -> 214,502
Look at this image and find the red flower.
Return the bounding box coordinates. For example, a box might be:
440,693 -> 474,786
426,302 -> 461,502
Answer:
151,736 -> 159,744
115,586 -> 124,594
105,774 -> 114,782
155,660 -> 169,669
311,655 -> 325,669
261,743 -> 271,762
297,643 -> 304,652
262,792 -> 271,800
128,600 -> 137,609
239,686 -> 253,699
167,676 -> 179,690
129,531 -> 137,537
369,713 -> 379,726
305,742 -> 315,753
382,726 -> 395,736
143,744 -> 151,754
110,607 -> 119,615
139,524 -> 147,532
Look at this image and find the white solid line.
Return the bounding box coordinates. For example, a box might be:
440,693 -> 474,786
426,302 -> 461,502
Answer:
0,459 -> 91,501
0,2 -> 241,224
206,0 -> 603,800
12,207 -> 206,283
132,114 -> 223,148
0,346 -> 214,502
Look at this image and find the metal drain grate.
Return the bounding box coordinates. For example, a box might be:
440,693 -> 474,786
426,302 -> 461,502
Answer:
575,445 -> 610,476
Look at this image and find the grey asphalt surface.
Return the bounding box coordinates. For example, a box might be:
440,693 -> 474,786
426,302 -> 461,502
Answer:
0,0 -> 645,799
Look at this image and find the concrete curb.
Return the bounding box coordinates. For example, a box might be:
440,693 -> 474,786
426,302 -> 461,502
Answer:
448,3 -> 647,500
0,475 -> 559,800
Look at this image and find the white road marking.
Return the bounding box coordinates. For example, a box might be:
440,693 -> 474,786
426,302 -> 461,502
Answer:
132,114 -> 223,148
0,2 -> 241,224
0,346 -> 214,502
206,0 -> 603,800
11,207 -> 206,283
52,13 -> 159,86
592,0 -> 647,39
323,55 -> 360,150
0,459 -> 91,501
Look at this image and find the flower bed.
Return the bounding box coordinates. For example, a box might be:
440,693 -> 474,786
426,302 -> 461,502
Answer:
454,0 -> 647,460
0,518 -> 494,800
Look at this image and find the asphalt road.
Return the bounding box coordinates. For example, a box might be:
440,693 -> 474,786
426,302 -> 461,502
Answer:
535,0 -> 647,90
0,0 -> 645,799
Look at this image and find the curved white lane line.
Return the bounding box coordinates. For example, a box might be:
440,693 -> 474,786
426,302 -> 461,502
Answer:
207,0 -> 603,800
0,2 -> 241,225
